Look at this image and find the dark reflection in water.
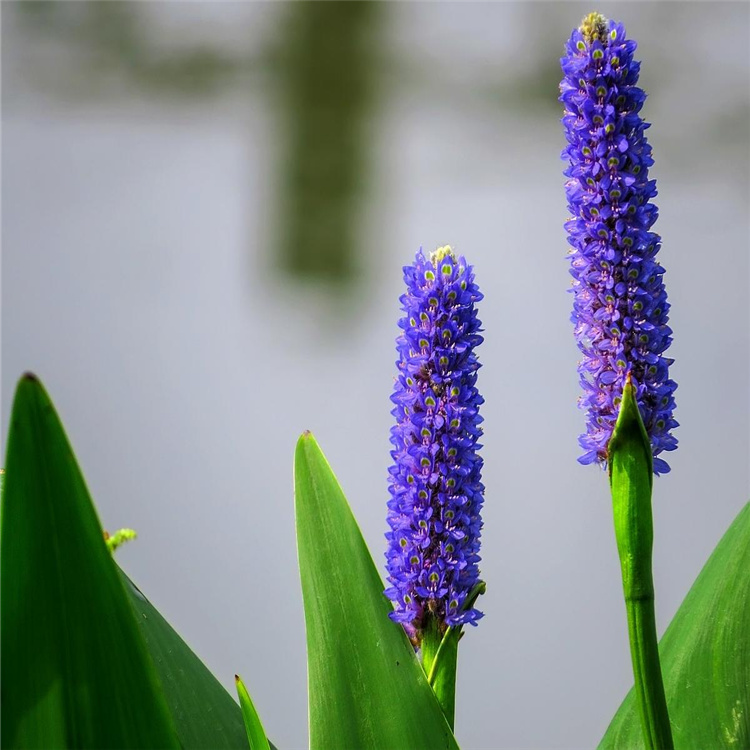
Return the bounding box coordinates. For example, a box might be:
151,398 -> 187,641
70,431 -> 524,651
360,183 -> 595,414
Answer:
274,2 -> 380,285
17,1 -> 238,96
11,2 -> 746,297
15,1 -> 381,288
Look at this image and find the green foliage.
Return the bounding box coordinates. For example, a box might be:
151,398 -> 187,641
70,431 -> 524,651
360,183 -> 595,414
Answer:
600,502 -> 750,749
121,570 -> 251,749
236,674 -> 272,750
1,375 -> 179,749
294,432 -> 459,750
608,380 -> 673,749
4,369 -> 747,750
1,374 -> 270,750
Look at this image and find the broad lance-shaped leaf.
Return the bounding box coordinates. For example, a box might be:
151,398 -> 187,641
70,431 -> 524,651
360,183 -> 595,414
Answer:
120,569 -> 255,750
600,501 -> 750,749
1,374 -> 180,748
294,432 -> 460,750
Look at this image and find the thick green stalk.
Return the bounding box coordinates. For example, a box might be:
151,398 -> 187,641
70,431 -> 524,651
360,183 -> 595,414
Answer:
420,582 -> 485,730
608,379 -> 673,750
421,616 -> 458,730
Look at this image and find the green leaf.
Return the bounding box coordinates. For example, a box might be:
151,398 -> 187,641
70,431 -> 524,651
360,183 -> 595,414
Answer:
294,432 -> 459,750
1,374 -> 180,749
236,674 -> 272,750
600,501 -> 750,749
120,569 -> 253,749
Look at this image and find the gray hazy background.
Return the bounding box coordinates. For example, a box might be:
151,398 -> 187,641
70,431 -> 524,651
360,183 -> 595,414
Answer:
2,2 -> 749,748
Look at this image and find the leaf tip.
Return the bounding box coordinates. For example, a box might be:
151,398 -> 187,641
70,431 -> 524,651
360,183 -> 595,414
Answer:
295,430 -> 319,461
298,429 -> 316,445
14,371 -> 50,408
608,375 -> 651,470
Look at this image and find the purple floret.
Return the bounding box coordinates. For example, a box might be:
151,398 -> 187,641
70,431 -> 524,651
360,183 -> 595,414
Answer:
560,14 -> 678,475
385,247 -> 484,647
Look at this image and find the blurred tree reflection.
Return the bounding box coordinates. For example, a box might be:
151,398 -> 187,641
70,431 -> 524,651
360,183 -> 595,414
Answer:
275,2 -> 380,284
14,2 -> 738,293
16,1 -> 237,96
14,1 -> 380,288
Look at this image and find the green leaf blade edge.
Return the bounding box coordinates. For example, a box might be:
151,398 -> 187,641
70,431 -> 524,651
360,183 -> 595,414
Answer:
294,432 -> 459,750
120,569 -> 253,750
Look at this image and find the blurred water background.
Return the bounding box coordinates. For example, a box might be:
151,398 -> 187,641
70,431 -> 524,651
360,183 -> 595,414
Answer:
2,2 -> 749,748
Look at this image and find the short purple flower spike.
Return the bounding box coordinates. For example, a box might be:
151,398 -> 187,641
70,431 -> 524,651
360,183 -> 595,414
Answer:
385,246 -> 484,646
560,12 -> 678,474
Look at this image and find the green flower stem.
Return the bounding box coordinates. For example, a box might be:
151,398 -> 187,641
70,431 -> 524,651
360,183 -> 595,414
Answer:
420,582 -> 485,730
608,378 -> 674,750
421,616 -> 457,730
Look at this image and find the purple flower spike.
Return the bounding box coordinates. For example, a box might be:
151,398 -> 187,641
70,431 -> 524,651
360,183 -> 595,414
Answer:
560,12 -> 678,475
385,246 -> 484,647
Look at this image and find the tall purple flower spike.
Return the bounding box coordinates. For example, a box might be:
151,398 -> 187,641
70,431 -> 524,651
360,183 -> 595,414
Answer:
385,246 -> 484,647
560,12 -> 678,475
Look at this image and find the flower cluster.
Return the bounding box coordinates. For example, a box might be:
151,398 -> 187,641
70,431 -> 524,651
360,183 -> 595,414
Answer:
384,247 -> 484,646
560,13 -> 678,474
